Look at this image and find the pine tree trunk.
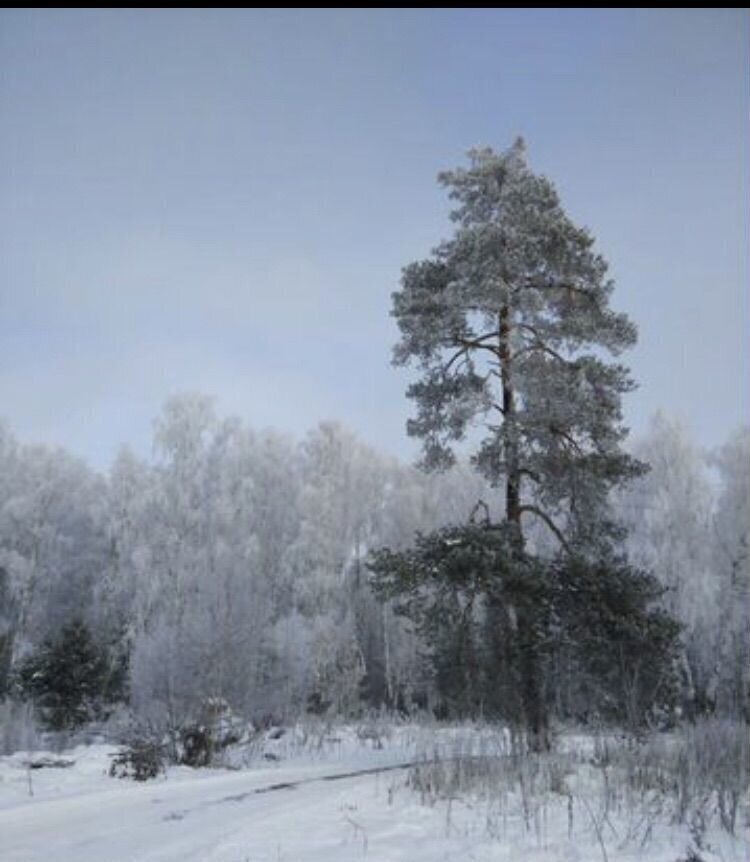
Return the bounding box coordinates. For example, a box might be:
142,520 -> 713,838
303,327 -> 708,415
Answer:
499,305 -> 550,752
499,307 -> 521,537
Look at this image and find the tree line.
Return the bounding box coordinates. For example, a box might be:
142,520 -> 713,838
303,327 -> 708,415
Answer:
0,407 -> 746,732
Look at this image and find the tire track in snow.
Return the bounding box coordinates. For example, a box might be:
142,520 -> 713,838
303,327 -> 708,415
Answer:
173,760 -> 422,817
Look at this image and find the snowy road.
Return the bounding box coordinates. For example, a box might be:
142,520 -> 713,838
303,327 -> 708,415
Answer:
0,761 -> 438,862
3,737 -> 741,862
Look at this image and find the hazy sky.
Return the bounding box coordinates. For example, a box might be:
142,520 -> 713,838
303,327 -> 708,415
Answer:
1,9 -> 748,469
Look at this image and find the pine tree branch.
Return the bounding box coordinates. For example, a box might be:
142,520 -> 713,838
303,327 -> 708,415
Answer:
518,505 -> 569,551
454,330 -> 501,345
443,346 -> 471,374
444,333 -> 502,373
513,324 -> 581,369
513,340 -> 569,365
517,277 -> 600,308
454,338 -> 501,357
548,424 -> 584,455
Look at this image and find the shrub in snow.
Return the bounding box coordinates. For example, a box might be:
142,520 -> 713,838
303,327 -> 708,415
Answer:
109,737 -> 165,781
180,697 -> 247,767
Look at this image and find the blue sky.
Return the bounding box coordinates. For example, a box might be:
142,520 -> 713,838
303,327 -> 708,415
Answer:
1,9 -> 747,468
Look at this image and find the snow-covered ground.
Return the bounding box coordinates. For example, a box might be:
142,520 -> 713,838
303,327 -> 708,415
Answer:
1,725 -> 747,861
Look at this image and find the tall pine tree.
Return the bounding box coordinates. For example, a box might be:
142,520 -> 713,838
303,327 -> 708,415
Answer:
375,140 -> 673,745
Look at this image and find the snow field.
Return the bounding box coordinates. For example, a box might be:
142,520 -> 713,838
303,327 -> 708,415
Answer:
0,721 -> 747,862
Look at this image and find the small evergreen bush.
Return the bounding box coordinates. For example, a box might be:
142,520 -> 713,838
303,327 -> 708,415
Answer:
15,619 -> 110,730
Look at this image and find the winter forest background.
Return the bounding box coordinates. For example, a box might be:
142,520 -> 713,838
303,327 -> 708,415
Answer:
1,403 -> 747,731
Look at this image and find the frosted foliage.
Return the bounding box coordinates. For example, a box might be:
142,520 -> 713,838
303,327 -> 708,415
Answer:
710,428 -> 750,716
391,140 -> 644,549
0,434 -> 107,660
1,397 -> 744,723
615,415 -> 750,718
128,395 -> 269,719
618,413 -> 715,625
106,405 -> 492,720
